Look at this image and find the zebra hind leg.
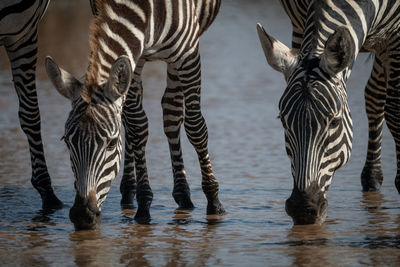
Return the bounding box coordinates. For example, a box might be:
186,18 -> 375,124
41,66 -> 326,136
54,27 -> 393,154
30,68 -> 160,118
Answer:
122,64 -> 153,222
162,65 -> 194,210
361,54 -> 386,191
179,51 -> 224,215
5,31 -> 62,209
384,39 -> 400,194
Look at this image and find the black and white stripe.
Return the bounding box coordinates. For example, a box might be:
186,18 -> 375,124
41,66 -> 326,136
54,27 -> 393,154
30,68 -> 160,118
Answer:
46,0 -> 224,226
258,0 -> 400,224
1,0 -> 62,209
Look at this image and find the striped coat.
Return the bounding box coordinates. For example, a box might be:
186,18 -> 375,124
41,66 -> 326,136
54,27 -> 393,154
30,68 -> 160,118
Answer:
46,0 -> 224,229
258,0 -> 400,224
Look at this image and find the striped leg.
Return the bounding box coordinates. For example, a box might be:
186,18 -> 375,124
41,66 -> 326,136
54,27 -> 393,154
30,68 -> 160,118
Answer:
361,54 -> 386,191
162,65 -> 194,210
121,63 -> 153,221
384,38 -> 400,193
5,30 -> 62,209
179,50 -> 224,215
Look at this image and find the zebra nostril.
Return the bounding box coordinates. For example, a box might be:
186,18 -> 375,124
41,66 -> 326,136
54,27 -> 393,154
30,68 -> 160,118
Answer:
69,204 -> 101,230
87,202 -> 100,215
87,190 -> 100,215
285,186 -> 328,225
69,191 -> 101,230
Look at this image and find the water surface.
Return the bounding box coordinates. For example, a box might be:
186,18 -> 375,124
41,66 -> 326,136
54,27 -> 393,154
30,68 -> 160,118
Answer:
0,0 -> 399,266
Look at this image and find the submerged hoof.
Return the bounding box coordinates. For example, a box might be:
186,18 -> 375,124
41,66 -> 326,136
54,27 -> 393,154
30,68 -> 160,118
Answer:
173,186 -> 195,210
134,200 -> 151,224
361,166 -> 383,192
41,191 -> 63,210
174,194 -> 195,211
134,207 -> 151,224
207,199 -> 225,215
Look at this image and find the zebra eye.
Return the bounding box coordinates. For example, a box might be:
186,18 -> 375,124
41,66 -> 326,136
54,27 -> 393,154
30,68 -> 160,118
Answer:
330,117 -> 341,128
107,138 -> 118,149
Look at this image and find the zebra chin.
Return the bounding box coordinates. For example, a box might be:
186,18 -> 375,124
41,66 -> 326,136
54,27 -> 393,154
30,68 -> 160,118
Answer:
285,184 -> 328,225
69,191 -> 101,230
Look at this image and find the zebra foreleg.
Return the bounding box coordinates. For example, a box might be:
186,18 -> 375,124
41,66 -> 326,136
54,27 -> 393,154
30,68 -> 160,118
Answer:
179,51 -> 224,215
361,54 -> 386,191
121,116 -> 137,210
120,65 -> 143,209
384,39 -> 400,194
162,65 -> 194,210
5,31 -> 62,209
122,64 -> 153,221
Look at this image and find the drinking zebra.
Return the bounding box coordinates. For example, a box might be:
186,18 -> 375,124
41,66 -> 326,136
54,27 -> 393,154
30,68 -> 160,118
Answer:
0,0 -> 62,209
46,0 -> 224,229
257,0 -> 400,224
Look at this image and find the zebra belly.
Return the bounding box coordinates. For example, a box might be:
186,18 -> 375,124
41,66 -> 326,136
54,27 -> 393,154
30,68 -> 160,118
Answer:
363,19 -> 400,52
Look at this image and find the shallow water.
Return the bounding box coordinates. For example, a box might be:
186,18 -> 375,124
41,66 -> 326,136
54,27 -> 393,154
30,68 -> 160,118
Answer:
0,0 -> 399,266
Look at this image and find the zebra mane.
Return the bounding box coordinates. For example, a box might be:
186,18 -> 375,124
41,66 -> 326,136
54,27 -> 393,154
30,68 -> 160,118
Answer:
84,0 -> 110,103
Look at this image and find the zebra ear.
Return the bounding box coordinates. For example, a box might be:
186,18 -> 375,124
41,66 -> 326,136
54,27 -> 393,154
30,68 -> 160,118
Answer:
321,27 -> 355,75
105,56 -> 132,102
257,23 -> 297,81
45,56 -> 82,100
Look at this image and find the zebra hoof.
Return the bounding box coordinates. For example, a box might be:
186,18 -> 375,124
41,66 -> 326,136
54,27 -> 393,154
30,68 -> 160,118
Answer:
173,193 -> 195,210
41,191 -> 63,210
134,202 -> 151,224
173,186 -> 195,210
361,166 -> 383,192
206,199 -> 225,215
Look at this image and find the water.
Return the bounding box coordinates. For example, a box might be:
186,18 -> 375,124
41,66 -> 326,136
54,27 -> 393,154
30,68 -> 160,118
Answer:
0,0 -> 399,266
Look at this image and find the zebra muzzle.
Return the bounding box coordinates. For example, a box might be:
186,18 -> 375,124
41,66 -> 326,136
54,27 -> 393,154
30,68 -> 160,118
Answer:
69,191 -> 101,230
285,185 -> 328,225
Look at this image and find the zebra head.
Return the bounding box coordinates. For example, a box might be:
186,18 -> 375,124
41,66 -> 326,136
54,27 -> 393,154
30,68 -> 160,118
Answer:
257,24 -> 355,224
45,56 -> 132,230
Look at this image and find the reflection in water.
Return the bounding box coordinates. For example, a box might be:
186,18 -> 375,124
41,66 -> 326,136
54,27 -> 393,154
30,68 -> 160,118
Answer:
285,225 -> 334,266
361,192 -> 389,233
118,224 -> 154,266
70,230 -> 108,267
0,0 -> 400,266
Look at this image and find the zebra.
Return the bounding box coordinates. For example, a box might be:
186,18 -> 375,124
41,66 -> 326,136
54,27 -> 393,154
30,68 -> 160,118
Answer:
45,0 -> 224,229
257,0 -> 400,224
0,0 -> 62,209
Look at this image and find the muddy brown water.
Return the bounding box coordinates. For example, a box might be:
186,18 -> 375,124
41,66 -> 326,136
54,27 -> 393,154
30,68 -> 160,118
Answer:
0,0 -> 399,266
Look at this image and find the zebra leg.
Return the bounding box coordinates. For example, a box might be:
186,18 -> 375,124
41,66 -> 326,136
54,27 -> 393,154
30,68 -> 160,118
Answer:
361,54 -> 386,191
120,63 -> 143,209
5,30 -> 62,209
179,51 -> 224,215
121,63 -> 153,221
162,65 -> 194,210
384,41 -> 400,194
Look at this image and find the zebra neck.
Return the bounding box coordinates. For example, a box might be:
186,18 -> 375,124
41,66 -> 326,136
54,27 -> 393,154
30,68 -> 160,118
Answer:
85,1 -> 139,87
85,32 -> 136,87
